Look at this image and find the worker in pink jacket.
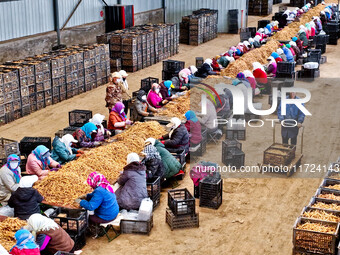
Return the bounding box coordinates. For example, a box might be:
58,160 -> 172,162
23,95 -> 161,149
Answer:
147,83 -> 169,108
26,145 -> 60,180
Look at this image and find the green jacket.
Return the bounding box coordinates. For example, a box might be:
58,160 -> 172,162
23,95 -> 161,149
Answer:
299,32 -> 308,46
51,137 -> 78,165
154,140 -> 181,178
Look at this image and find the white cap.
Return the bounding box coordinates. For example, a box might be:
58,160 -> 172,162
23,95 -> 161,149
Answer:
127,153 -> 140,164
145,138 -> 156,146
111,72 -> 122,79
119,70 -> 128,77
170,117 -> 181,129
19,175 -> 39,188
204,58 -> 213,65
90,113 -> 105,126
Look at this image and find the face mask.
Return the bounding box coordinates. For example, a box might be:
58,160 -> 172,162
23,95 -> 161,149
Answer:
155,88 -> 160,94
141,95 -> 147,101
43,152 -> 51,159
120,109 -> 124,114
69,142 -> 73,147
123,78 -> 126,81
9,161 -> 19,170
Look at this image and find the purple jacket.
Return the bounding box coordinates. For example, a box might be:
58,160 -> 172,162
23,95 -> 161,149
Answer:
185,120 -> 202,145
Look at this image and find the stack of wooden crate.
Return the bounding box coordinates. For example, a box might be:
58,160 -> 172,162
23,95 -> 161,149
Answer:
180,9 -> 218,46
248,0 -> 273,16
0,44 -> 110,126
97,24 -> 179,72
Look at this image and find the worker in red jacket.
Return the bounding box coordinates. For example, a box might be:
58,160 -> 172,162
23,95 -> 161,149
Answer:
252,62 -> 268,84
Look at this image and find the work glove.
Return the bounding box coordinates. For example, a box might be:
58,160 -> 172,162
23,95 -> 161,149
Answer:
56,164 -> 61,168
159,137 -> 163,140
93,141 -> 101,147
74,199 -> 81,204
106,130 -> 112,136
79,194 -> 87,199
78,150 -> 85,155
126,120 -> 133,125
50,168 -> 59,172
160,140 -> 165,145
148,113 -> 154,117
76,154 -> 81,158
162,99 -> 169,105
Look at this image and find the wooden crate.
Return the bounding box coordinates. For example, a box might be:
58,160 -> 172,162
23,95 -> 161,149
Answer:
165,208 -> 199,231
263,143 -> 296,166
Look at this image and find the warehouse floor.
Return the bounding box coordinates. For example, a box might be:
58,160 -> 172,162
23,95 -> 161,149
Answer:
1,2 -> 340,255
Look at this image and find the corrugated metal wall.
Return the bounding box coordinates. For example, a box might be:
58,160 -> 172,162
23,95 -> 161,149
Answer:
0,0 -> 163,42
121,0 -> 163,13
0,0 -> 54,41
165,0 -> 247,33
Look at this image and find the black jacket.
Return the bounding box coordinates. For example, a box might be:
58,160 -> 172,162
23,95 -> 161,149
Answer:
163,124 -> 190,153
8,187 -> 44,220
195,63 -> 217,78
144,157 -> 165,180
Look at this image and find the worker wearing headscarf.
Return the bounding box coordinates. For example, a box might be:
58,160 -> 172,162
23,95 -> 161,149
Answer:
105,72 -> 122,113
160,117 -> 190,153
160,80 -> 176,100
108,101 -> 132,131
142,140 -> 165,180
277,48 -> 287,61
266,56 -> 277,77
89,113 -> 111,141
252,62 -> 268,84
26,146 -> 60,180
77,172 -> 119,224
264,24 -> 272,35
184,110 -> 202,147
178,68 -> 191,85
253,35 -> 262,48
309,21 -> 316,36
243,70 -> 257,89
0,154 -> 21,204
289,41 -> 300,56
283,46 -> 294,62
286,44 -> 296,59
147,83 -> 169,108
10,229 -> 40,255
131,90 -> 158,122
51,134 -> 82,164
271,52 -> 283,63
236,72 -> 252,88
248,38 -> 255,48
8,175 -> 43,220
115,153 -> 148,210
298,29 -> 308,46
195,58 -> 217,78
27,214 -> 74,254
73,122 -> 100,148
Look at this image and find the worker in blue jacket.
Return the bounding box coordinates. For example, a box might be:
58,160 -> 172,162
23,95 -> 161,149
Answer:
277,92 -> 305,145
76,172 -> 119,224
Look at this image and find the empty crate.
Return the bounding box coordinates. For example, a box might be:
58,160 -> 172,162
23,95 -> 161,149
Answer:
165,208 -> 199,231
168,188 -> 195,216
120,215 -> 153,235
68,109 -> 92,127
199,176 -> 222,209
19,137 -> 51,156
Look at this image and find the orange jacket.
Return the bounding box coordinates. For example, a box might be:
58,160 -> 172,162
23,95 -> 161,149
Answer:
108,111 -> 125,130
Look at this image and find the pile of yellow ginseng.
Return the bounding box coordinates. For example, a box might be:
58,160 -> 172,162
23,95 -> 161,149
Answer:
312,202 -> 340,211
325,184 -> 340,190
221,40 -> 280,77
318,193 -> 340,201
297,222 -> 336,233
35,121 -> 166,208
0,217 -> 27,251
221,4 -> 325,78
156,91 -> 190,119
303,210 -> 340,222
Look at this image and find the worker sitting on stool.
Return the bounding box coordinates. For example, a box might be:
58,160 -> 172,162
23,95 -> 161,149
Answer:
277,92 -> 305,145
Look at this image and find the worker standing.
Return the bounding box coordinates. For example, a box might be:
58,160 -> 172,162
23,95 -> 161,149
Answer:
277,92 -> 305,145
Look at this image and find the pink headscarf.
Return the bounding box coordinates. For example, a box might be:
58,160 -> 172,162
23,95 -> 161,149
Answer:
112,102 -> 126,121
87,172 -> 114,194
